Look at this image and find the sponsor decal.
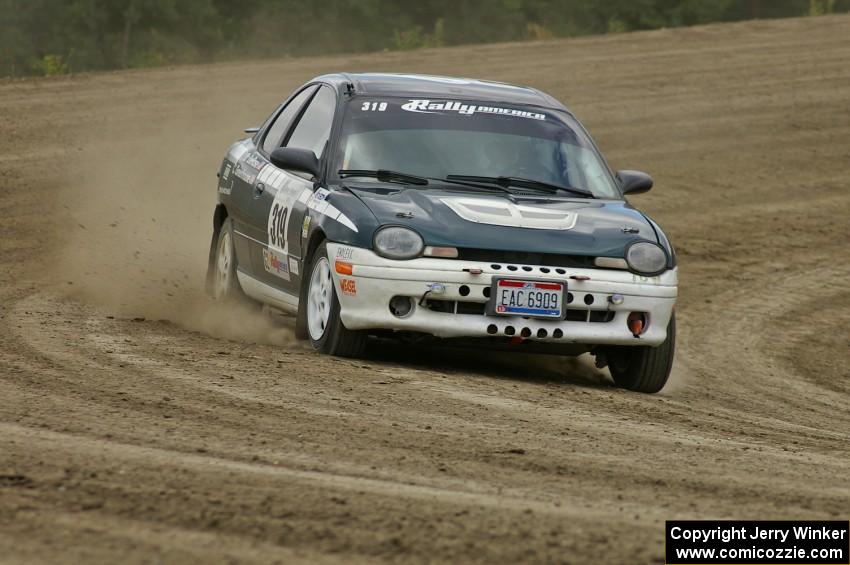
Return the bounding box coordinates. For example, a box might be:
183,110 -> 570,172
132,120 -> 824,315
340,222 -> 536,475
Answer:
288,257 -> 299,276
262,248 -> 290,281
340,278 -> 357,296
233,163 -> 257,184
243,152 -> 265,171
401,99 -> 546,121
305,188 -> 358,233
310,188 -> 330,203
218,161 -> 234,194
301,215 -> 311,238
336,246 -> 354,260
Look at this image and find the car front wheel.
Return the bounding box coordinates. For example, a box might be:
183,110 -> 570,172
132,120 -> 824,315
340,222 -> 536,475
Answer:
605,313 -> 676,393
303,242 -> 367,357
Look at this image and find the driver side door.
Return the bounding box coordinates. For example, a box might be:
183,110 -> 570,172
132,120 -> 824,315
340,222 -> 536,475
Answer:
249,84 -> 338,300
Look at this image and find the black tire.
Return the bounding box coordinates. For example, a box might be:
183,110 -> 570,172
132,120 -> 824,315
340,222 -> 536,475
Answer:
294,266 -> 310,340
302,242 -> 366,357
606,313 -> 676,393
294,298 -> 309,340
211,217 -> 248,303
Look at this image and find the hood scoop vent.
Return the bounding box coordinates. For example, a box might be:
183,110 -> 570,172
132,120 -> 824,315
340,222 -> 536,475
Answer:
440,197 -> 577,230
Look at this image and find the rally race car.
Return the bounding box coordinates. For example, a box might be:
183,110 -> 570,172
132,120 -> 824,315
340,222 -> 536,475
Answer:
206,73 -> 677,393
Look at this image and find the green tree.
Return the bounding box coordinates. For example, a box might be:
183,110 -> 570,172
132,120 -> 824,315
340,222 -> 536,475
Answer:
2,0 -> 848,77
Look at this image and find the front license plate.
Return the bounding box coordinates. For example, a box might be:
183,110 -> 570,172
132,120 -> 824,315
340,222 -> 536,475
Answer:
489,278 -> 565,319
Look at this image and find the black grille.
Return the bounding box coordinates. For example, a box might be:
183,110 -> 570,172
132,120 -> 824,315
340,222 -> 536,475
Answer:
457,301 -> 486,315
565,309 -> 587,322
423,300 -> 486,315
455,248 -> 595,269
590,310 -> 615,323
423,300 -> 614,322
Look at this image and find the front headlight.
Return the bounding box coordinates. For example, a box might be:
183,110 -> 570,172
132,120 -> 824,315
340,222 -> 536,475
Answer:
374,226 -> 424,260
625,242 -> 668,275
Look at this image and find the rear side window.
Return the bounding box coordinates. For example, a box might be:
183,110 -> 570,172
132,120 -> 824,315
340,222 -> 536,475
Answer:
285,85 -> 336,157
261,85 -> 318,155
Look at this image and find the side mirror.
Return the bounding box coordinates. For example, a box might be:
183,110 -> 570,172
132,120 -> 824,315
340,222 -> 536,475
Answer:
270,147 -> 320,178
616,170 -> 653,195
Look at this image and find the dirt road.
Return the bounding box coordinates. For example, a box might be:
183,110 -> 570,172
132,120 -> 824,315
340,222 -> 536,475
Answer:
1,14 -> 849,564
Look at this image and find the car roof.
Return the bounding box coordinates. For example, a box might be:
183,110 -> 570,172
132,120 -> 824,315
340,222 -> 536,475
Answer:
312,72 -> 566,111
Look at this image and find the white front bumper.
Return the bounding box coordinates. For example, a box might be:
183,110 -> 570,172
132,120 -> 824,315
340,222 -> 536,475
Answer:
327,243 -> 677,347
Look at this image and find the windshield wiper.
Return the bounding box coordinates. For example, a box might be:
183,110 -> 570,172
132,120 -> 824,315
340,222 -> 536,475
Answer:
446,175 -> 595,198
431,177 -> 519,196
336,169 -> 587,198
338,169 -> 429,186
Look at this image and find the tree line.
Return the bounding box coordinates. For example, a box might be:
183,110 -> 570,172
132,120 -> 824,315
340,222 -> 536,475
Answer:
1,0 -> 847,77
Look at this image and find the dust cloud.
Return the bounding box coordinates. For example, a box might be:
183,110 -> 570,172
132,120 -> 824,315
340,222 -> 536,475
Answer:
48,87 -> 296,347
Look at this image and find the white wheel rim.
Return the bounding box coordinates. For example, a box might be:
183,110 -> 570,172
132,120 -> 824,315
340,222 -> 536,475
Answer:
214,231 -> 232,299
307,257 -> 333,341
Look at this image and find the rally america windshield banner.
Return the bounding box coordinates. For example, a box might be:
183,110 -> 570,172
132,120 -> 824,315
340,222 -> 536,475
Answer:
400,99 -> 546,120
357,98 -> 547,121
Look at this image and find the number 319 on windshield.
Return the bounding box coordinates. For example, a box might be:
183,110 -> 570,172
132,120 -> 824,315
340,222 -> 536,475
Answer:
361,102 -> 387,112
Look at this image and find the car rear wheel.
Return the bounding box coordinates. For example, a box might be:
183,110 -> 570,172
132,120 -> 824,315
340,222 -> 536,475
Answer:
304,242 -> 366,357
605,313 -> 676,393
212,218 -> 247,302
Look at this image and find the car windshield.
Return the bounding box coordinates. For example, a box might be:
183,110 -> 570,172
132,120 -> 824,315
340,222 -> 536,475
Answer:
334,96 -> 621,198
